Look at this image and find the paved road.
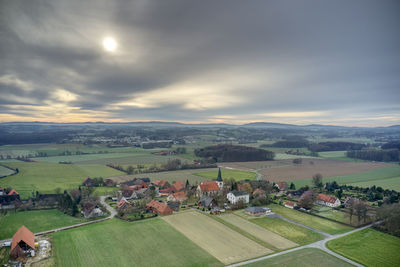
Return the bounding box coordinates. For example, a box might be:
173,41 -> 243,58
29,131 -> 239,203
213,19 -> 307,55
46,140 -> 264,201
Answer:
227,223 -> 372,267
0,195 -> 117,245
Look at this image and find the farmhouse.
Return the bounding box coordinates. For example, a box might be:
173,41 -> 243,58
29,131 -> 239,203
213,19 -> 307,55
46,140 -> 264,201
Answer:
227,190 -> 249,204
275,182 -> 289,191
10,226 -> 35,260
197,181 -> 220,196
153,180 -> 171,189
167,191 -> 188,203
245,206 -> 266,216
171,180 -> 185,192
8,189 -> 19,196
82,177 -> 94,187
198,196 -> 217,208
146,200 -> 173,215
317,194 -> 341,207
284,201 -> 297,209
117,198 -> 131,210
81,202 -> 105,219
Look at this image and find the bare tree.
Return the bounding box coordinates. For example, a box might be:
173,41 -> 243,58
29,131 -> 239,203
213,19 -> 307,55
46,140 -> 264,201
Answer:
298,190 -> 317,210
312,173 -> 323,191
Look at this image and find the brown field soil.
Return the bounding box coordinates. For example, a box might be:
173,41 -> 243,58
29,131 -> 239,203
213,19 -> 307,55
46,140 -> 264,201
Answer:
217,214 -> 297,250
162,211 -> 271,265
258,158 -> 389,182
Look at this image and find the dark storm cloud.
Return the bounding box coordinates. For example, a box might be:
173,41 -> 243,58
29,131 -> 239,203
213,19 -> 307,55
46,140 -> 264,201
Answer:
0,0 -> 399,125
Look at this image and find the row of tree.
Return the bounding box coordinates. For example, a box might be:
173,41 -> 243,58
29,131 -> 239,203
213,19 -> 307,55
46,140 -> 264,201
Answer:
346,149 -> 399,162
195,144 -> 275,162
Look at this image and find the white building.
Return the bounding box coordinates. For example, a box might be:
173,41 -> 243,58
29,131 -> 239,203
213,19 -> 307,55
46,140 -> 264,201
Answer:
227,190 -> 249,204
316,194 -> 341,208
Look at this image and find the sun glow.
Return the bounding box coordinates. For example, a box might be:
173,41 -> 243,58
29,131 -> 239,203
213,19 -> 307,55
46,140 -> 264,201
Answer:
102,37 -> 117,52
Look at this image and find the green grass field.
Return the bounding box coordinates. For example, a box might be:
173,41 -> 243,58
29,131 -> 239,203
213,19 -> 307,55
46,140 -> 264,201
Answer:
327,228 -> 400,267
193,169 -> 257,181
312,206 -> 350,224
244,248 -> 353,267
0,162 -> 124,198
53,218 -> 222,267
290,165 -> 400,191
269,204 -> 352,235
0,165 -> 15,176
318,151 -> 363,162
246,215 -> 324,245
0,209 -> 86,240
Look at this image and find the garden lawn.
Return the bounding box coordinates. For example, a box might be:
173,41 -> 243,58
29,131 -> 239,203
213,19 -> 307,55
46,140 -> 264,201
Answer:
53,218 -> 221,267
0,162 -> 124,198
193,169 -> 257,182
249,216 -> 324,245
269,204 -> 352,235
0,209 -> 86,240
244,248 -> 353,267
327,228 -> 400,267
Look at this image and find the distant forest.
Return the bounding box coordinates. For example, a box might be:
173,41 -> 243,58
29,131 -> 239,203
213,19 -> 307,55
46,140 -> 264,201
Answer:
347,149 -> 399,162
195,144 -> 275,162
262,140 -> 366,152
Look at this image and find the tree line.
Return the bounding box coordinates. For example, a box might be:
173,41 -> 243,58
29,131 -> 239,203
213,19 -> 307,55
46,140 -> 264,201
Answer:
346,149 -> 399,162
195,144 -> 275,162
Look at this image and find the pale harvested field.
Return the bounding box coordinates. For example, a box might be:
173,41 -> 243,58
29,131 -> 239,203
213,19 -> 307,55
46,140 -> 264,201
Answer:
259,158 -> 389,182
219,160 -> 290,171
217,213 -> 297,250
162,211 -> 272,264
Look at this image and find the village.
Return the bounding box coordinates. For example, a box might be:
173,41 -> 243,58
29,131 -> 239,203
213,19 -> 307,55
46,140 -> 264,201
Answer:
1,166 -> 380,266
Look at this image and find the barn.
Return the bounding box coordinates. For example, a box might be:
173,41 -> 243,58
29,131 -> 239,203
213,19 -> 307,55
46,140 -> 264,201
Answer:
10,226 -> 35,260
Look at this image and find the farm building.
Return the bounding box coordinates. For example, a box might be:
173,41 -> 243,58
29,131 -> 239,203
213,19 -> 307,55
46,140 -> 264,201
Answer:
117,198 -> 131,210
146,200 -> 173,215
245,206 -> 266,216
167,202 -> 180,212
196,181 -> 221,196
167,191 -> 188,202
227,190 -> 249,204
82,177 -> 94,187
8,189 -> 19,196
153,180 -> 171,189
171,181 -> 185,192
10,226 -> 35,260
81,202 -> 105,219
0,187 -> 4,196
253,188 -> 265,197
284,201 -> 297,209
316,194 -> 341,207
198,196 -> 217,209
275,182 -> 289,191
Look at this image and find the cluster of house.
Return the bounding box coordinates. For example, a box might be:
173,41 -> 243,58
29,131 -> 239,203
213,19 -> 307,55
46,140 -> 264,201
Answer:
275,181 -> 342,209
0,187 -> 20,210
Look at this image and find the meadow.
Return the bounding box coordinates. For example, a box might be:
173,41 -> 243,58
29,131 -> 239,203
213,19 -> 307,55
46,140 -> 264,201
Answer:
217,213 -> 297,250
244,248 -> 353,267
0,165 -> 15,177
290,164 -> 400,191
0,162 -> 124,198
111,168 -> 216,185
268,204 -> 353,235
233,211 -> 324,245
193,169 -> 257,182
327,228 -> 400,267
0,209 -> 86,240
162,211 -> 271,265
53,218 -> 221,267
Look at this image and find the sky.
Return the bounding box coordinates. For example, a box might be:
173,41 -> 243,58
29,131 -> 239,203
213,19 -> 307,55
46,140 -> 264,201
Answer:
0,0 -> 399,126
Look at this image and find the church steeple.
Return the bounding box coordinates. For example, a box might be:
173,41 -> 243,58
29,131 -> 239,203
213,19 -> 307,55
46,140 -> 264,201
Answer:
217,168 -> 222,182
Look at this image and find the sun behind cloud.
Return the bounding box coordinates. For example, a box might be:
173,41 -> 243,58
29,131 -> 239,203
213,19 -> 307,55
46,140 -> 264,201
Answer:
102,37 -> 117,52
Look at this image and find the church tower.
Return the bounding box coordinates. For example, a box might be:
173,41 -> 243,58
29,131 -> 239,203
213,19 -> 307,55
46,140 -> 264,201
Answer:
216,168 -> 224,189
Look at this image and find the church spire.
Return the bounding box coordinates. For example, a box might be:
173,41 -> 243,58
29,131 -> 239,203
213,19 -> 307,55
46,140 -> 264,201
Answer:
217,168 -> 222,181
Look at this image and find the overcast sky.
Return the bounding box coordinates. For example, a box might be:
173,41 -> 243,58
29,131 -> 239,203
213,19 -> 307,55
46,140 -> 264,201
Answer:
0,0 -> 399,126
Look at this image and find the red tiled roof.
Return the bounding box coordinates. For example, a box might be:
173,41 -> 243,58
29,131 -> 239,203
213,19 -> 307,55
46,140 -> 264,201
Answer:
253,188 -> 265,196
117,199 -> 131,209
146,200 -> 173,215
172,181 -> 185,191
284,201 -> 296,207
199,181 -> 219,192
153,180 -> 170,188
11,226 -> 35,251
317,194 -> 338,204
276,182 -> 288,190
171,191 -> 187,201
8,189 -> 19,196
